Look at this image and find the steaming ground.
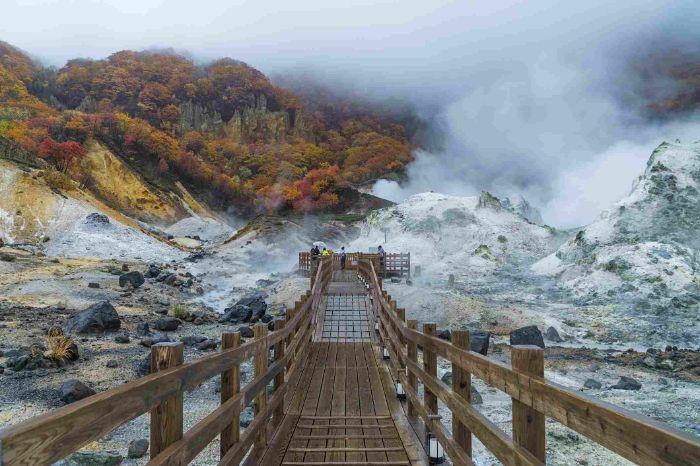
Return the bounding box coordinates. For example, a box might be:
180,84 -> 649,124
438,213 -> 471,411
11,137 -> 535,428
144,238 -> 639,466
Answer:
1,142 -> 699,465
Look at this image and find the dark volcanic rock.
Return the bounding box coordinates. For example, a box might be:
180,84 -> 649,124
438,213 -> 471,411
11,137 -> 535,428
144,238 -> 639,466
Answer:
128,439 -> 149,459
222,293 -> 267,323
441,371 -> 452,386
60,379 -> 96,404
181,335 -> 207,346
119,271 -> 145,289
196,339 -> 218,351
65,301 -> 121,334
105,360 -> 118,368
114,334 -> 130,344
471,386 -> 483,404
470,331 -> 490,355
84,212 -> 109,225
153,317 -> 181,332
88,282 -> 100,289
239,325 -> 254,338
510,325 -> 545,349
136,322 -> 151,336
140,333 -> 172,347
135,356 -> 151,376
261,314 -> 273,324
611,376 -> 642,391
583,378 -> 602,389
0,252 -> 15,262
437,329 -> 451,341
144,264 -> 162,278
545,326 -> 564,343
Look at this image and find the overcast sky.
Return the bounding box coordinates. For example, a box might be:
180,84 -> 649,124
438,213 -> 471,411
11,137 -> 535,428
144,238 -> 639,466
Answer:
3,0 -> 699,227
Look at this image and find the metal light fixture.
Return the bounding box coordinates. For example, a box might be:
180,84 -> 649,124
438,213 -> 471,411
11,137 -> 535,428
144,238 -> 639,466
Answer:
382,346 -> 390,360
396,380 -> 406,400
427,432 -> 445,464
374,321 -> 380,331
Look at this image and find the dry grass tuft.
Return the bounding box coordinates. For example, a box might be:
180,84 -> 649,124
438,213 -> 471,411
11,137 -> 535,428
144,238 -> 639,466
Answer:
45,331 -> 78,362
171,304 -> 189,319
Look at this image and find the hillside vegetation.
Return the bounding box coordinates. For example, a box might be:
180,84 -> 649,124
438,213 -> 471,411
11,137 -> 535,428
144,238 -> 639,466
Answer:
0,41 -> 415,215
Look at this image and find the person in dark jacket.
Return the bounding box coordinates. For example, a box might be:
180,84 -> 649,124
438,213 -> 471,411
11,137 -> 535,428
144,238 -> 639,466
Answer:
340,247 -> 347,270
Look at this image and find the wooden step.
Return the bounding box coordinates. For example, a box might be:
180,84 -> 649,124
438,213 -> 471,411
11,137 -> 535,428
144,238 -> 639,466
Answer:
295,423 -> 395,429
300,415 -> 390,420
282,462 -> 410,466
289,447 -> 405,453
293,434 -> 398,440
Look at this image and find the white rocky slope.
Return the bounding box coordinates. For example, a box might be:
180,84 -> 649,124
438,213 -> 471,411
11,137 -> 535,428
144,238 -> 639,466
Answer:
533,141 -> 700,325
349,191 -> 562,282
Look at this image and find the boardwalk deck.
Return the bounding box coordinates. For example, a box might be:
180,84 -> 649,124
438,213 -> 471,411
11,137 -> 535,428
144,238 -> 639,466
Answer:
259,270 -> 426,465
4,254 -> 698,466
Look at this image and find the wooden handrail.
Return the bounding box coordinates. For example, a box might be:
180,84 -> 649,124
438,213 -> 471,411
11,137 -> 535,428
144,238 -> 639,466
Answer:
358,257 -> 700,466
0,258 -> 333,466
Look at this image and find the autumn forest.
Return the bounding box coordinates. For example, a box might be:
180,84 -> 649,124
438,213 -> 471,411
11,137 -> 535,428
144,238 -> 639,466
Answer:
0,41 -> 418,215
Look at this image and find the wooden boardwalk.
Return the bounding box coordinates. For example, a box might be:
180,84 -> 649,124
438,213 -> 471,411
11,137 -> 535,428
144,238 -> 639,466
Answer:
260,270 -> 425,465
2,254 -> 699,466
259,342 -> 425,465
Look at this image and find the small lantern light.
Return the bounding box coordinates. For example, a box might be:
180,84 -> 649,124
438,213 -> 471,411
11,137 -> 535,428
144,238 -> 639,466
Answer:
427,432 -> 445,464
375,321 -> 380,331
382,346 -> 390,360
396,380 -> 406,400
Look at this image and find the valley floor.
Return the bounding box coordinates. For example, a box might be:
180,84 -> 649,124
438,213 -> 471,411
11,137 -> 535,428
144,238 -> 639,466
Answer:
0,243 -> 698,465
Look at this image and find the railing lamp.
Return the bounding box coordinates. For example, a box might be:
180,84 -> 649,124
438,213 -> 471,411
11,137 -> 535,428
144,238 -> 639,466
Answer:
396,380 -> 406,400
382,346 -> 390,360
375,321 -> 380,331
427,432 -> 445,464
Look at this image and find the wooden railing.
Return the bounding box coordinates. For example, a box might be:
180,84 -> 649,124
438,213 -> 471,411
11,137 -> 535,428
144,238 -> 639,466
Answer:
356,257 -> 700,466
0,259 -> 334,466
299,251 -> 410,277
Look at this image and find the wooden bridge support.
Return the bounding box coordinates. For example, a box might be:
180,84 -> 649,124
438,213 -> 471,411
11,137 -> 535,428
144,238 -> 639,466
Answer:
254,323 -> 269,451
511,345 -> 546,462
452,330 -> 472,458
150,342 -> 184,458
221,331 -> 241,458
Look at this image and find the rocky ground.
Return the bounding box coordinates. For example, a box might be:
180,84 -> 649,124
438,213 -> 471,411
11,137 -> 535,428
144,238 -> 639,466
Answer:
0,243 -> 308,465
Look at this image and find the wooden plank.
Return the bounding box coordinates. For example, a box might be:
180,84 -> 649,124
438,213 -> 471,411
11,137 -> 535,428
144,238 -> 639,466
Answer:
512,346 -> 546,462
253,323 -> 269,453
149,342 -> 183,459
327,342 -> 347,463
406,320 -> 418,418
370,344 -> 428,466
284,343 -> 326,464
346,342 -> 365,463
452,330 -> 472,458
422,324 -> 438,417
220,331 -> 241,458
282,462 -> 409,466
357,342 -> 385,464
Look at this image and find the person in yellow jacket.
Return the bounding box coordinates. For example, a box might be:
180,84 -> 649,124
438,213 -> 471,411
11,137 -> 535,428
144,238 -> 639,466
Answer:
321,247 -> 331,256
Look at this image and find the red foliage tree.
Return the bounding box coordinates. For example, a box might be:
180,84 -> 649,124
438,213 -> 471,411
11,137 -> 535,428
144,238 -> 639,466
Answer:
39,138 -> 86,172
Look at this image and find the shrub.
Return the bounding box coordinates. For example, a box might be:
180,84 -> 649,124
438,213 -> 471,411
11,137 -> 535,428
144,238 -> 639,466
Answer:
45,329 -> 78,362
171,304 -> 189,319
42,168 -> 75,191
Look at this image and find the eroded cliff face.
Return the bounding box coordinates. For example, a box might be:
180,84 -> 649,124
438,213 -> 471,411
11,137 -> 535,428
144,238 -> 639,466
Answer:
533,141 -> 700,324
179,94 -> 311,143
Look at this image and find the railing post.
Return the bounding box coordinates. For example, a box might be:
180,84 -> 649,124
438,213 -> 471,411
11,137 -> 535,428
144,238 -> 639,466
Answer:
511,345 -> 546,462
406,320 -> 418,417
254,323 -> 269,450
423,323 -> 438,418
150,342 -> 184,459
286,306 -> 296,372
220,331 -> 241,458
452,330 -> 472,458
273,318 -> 286,427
